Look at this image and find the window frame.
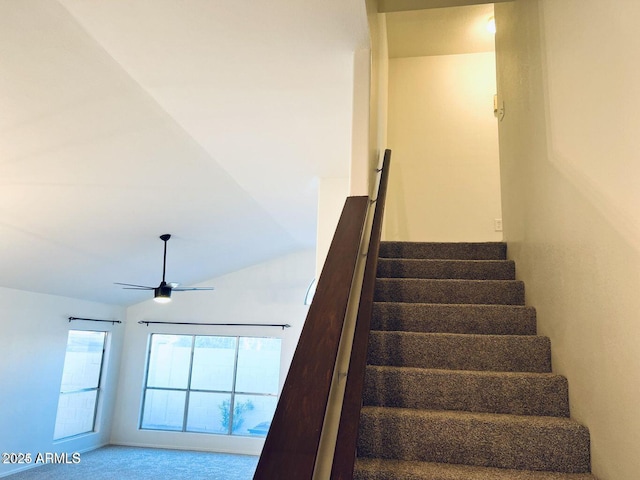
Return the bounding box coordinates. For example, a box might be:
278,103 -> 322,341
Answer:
54,329 -> 107,441
139,333 -> 281,436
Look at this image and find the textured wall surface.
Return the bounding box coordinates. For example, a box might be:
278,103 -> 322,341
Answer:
385,52 -> 503,242
495,1 -> 640,479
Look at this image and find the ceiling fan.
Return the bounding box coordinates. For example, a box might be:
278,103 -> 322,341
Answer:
115,234 -> 214,303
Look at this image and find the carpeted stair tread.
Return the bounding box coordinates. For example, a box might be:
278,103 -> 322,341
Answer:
372,303 -> 537,335
356,240 -> 595,477
364,366 -> 569,417
375,278 -> 525,305
358,407 -> 591,473
379,241 -> 507,260
377,258 -> 516,280
367,331 -> 551,373
354,458 -> 598,480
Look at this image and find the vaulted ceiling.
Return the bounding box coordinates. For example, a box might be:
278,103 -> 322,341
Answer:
0,0 -> 369,305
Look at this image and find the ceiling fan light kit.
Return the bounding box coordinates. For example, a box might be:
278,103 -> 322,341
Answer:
116,234 -> 213,304
153,284 -> 173,303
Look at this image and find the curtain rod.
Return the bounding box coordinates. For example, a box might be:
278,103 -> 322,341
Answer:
138,320 -> 290,330
68,316 -> 122,325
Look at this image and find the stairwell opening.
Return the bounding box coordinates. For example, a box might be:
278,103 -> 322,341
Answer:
383,2 -> 503,243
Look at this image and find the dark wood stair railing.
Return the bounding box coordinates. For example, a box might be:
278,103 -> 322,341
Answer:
253,150 -> 391,480
253,195 -> 370,480
331,149 -> 391,479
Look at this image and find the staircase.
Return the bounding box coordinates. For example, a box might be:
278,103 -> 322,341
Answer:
353,241 -> 597,480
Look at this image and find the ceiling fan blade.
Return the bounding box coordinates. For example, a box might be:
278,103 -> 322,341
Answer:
122,287 -> 155,290
172,286 -> 215,291
115,282 -> 155,289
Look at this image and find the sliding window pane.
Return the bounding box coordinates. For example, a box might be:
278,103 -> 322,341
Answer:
190,336 -> 236,391
54,390 -> 98,440
186,392 -> 231,434
146,335 -> 191,389
141,389 -> 186,431
233,394 -> 278,437
59,331 -> 105,392
235,337 -> 281,394
140,334 -> 283,437
54,331 -> 106,440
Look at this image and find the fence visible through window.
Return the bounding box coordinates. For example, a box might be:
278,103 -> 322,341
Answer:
140,334 -> 281,437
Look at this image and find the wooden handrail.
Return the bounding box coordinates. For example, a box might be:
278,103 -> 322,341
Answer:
331,149 -> 391,479
253,195 -> 369,480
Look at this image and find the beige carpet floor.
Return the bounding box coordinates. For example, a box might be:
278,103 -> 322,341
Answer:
4,445 -> 258,480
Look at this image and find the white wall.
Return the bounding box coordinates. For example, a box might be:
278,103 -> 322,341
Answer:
366,1 -> 390,197
495,1 -> 640,479
316,178 -> 350,278
109,250 -> 314,455
350,48 -> 374,197
375,12 -> 390,176
0,288 -> 124,477
385,52 -> 503,242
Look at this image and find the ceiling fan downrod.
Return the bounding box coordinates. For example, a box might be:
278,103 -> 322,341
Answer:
159,233 -> 171,284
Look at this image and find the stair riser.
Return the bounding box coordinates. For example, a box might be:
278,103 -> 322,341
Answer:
372,303 -> 537,335
377,259 -> 516,280
368,332 -> 551,373
375,279 -> 525,305
354,459 -> 598,480
379,242 -> 507,260
358,409 -> 591,473
364,367 -> 569,417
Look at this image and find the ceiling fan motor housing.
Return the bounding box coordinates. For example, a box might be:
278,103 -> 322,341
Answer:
154,283 -> 172,300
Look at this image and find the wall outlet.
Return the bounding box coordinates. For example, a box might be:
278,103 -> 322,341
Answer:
494,218 -> 503,232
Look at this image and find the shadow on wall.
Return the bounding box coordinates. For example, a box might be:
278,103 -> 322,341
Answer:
538,3 -> 640,255
383,160 -> 410,240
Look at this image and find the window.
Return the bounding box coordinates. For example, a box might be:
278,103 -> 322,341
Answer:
140,334 -> 281,437
54,330 -> 107,440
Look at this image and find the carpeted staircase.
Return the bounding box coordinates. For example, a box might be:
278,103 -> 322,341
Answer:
353,241 -> 597,480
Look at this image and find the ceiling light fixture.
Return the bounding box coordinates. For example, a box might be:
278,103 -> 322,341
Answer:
116,234 -> 214,304
154,284 -> 173,303
487,16 -> 496,34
